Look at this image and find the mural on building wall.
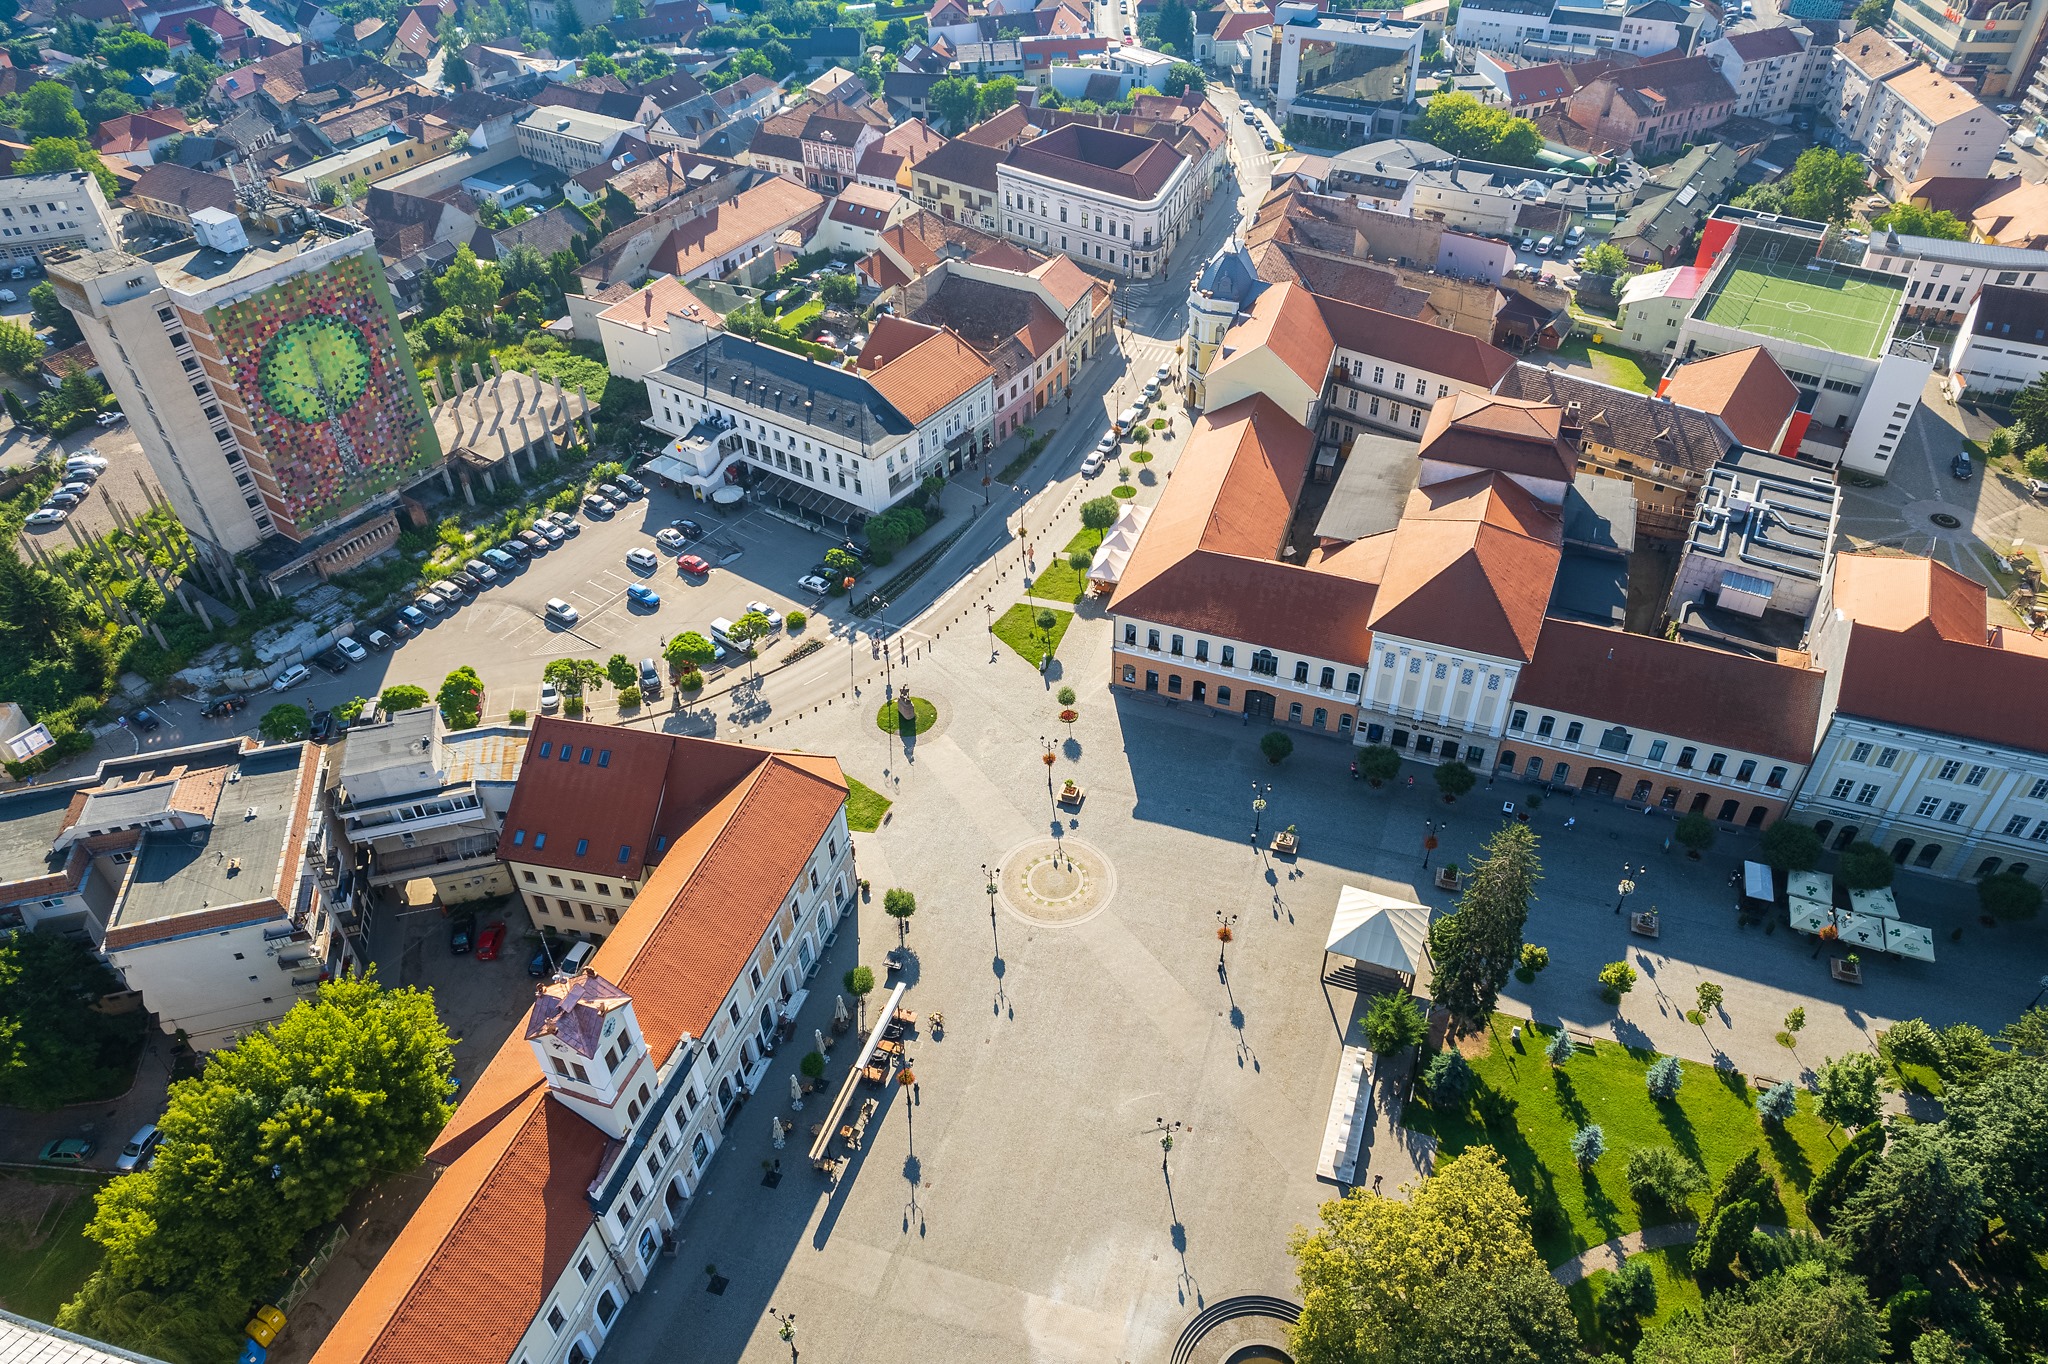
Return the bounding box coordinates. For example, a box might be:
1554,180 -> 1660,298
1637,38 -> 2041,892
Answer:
206,250 -> 440,529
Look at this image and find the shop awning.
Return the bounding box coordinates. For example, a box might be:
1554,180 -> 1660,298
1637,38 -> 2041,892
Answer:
749,467 -> 869,525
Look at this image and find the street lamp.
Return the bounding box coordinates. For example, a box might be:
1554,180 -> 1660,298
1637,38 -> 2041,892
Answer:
1422,819 -> 1439,870
768,1308 -> 797,1362
1216,909 -> 1238,974
1041,735 -> 1056,801
1251,781 -> 1272,838
986,603 -> 996,662
984,861 -> 1000,945
1615,864 -> 1645,916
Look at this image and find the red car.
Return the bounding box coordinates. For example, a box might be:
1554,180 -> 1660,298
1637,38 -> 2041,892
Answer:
677,554 -> 711,576
474,923 -> 506,961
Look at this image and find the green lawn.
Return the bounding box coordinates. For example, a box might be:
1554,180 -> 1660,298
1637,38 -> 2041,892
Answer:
845,776 -> 891,832
1405,1017 -> 1840,1266
0,1171 -> 105,1324
1554,335 -> 1662,394
1028,560 -> 1086,604
772,299 -> 826,332
1065,526 -> 1105,557
874,696 -> 937,735
992,603 -> 1072,668
1571,1244 -> 1703,1354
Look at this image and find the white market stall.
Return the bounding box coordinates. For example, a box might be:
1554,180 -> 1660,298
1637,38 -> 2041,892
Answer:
1325,887 -> 1431,982
1086,503 -> 1151,593
1848,887 -> 1898,919
1885,920 -> 1936,961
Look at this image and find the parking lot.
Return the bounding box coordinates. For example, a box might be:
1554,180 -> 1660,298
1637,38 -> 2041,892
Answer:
284,480 -> 860,721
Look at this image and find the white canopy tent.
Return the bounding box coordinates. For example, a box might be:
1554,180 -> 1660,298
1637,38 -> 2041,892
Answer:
1789,901 -> 1831,935
1086,503 -> 1151,590
1326,887 -> 1431,977
1848,887 -> 1898,920
1787,871 -> 1834,905
1834,909 -> 1888,951
1885,920 -> 1936,962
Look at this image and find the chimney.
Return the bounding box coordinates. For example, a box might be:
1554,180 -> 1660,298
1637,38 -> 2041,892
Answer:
1561,399 -> 1583,440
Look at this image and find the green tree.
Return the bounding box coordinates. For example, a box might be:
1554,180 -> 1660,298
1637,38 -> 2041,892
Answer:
23,80 -> 86,140
727,609 -> 772,674
1944,1057 -> 2048,1252
1757,1079 -> 1798,1126
1760,820 -> 1823,872
1290,1147 -> 1575,1364
1674,811 -> 1716,855
500,242 -> 552,297
1625,1146 -> 1707,1211
442,46 -> 472,87
1870,201 -> 1970,241
1260,729 -> 1293,764
379,684 -> 430,712
0,317 -> 43,375
184,18 -> 222,59
1838,840 -> 1895,890
1572,1123 -> 1606,1169
2014,372 -> 2048,447
1411,91 -> 1542,165
1691,1197 -> 1761,1283
1359,744 -> 1402,785
843,963 -> 875,1026
1155,0 -> 1193,54
31,279 -> 80,344
1815,1051 -> 1884,1132
1637,1261 -> 1886,1364
95,26 -> 169,73
259,703 -> 309,742
930,75 -> 981,131
1600,960 -> 1638,1002
1081,496 -> 1121,530
1806,1123 -> 1888,1233
13,137 -> 117,198
1362,992 -> 1426,1055
1163,61 -> 1205,96
1547,1028 -> 1575,1066
664,631 -> 717,670
542,656 -> 607,699
883,886 -> 917,946
821,272 -> 859,309
1851,0 -> 1893,28
437,665 -> 482,728
977,75 -> 1018,119
0,930 -> 141,1109
1581,242 -> 1630,277
1434,759 -> 1476,801
1424,1049 -> 1472,1105
1428,824 -> 1540,1035
437,244 -> 503,335
1780,147 -> 1870,223
62,977 -> 453,1357
605,652 -> 638,695
1979,871 -> 2042,921
1835,1123 -> 1984,1286
1646,1055 -> 1683,1100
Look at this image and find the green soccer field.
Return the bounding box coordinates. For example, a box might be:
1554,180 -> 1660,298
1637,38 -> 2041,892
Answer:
1695,257 -> 1902,359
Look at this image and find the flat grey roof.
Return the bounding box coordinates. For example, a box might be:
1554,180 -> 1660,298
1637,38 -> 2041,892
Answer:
111,748 -> 306,929
0,789 -> 82,887
1687,447 -> 1837,580
1312,431 -> 1419,543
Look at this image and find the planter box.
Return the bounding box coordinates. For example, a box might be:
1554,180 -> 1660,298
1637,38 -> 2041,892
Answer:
1057,785 -> 1085,808
1271,831 -> 1299,856
1434,868 -> 1460,891
1830,959 -> 1863,985
1630,912 -> 1661,939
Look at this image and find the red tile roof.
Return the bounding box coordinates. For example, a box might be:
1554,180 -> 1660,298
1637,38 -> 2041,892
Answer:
1517,618 -> 1824,761
1207,281 -> 1333,399
1831,551 -> 1985,641
864,325 -> 995,421
1004,123 -> 1186,202
498,720 -> 679,878
1317,295 -> 1517,389
1416,392 -> 1580,486
317,730 -> 845,1364
1367,473 -> 1562,662
1111,396 -> 1381,662
1658,346 -> 1796,450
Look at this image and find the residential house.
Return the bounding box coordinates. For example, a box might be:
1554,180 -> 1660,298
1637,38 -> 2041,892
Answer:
858,206 -> 1008,292
126,161 -> 236,232
648,75 -> 781,151
516,106 -> 645,175
998,123 -> 1197,277
92,107 -> 191,168
1563,51 -> 1737,155
1949,283 -> 2048,397
595,273 -> 725,382
814,183 -> 915,253
1706,24 -> 1821,121
745,99 -> 893,195
856,119 -> 948,192
1824,28 -> 1999,193
912,135 -> 1005,231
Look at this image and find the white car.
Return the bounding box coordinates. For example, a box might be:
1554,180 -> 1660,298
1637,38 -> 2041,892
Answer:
95,411 -> 123,426
545,598 -> 580,626
272,663 -> 311,692
655,527 -> 687,553
744,600 -> 783,631
798,573 -> 831,595
626,547 -> 660,572
337,636 -> 367,663
25,507 -> 66,527
539,682 -> 561,713
1081,450 -> 1106,477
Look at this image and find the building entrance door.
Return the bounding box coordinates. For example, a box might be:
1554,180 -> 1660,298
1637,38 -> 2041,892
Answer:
1243,690 -> 1275,722
1583,767 -> 1622,799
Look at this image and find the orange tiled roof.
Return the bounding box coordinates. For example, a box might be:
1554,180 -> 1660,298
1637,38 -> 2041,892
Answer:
1659,345 -> 1796,450
864,325 -> 994,422
1367,472 -> 1562,662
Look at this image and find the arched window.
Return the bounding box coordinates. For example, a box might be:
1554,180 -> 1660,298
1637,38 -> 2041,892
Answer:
1831,825 -> 1859,850
1313,708 -> 1327,729
1813,819 -> 1834,843
1288,701 -> 1303,723
1167,674 -> 1182,694
1320,666 -> 1336,689
1913,843 -> 1942,868
2011,863 -> 2031,878
596,1289 -> 620,1329
638,1227 -> 660,1265
1892,838 -> 1915,864
1976,857 -> 2004,878
1499,750 -> 1518,769
1598,726 -> 1633,755
1551,761 -> 1570,784
692,1132 -> 711,1169
1251,649 -> 1278,676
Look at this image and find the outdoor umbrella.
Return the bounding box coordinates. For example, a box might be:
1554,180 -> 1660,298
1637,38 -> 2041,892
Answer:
789,1074 -> 805,1109
834,995 -> 850,1028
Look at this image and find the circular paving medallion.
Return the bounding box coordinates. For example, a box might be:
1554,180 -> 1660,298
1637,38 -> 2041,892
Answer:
1930,512 -> 1962,529
996,836 -> 1116,926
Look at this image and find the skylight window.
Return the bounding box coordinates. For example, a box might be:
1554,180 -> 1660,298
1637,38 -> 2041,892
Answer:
537,741 -> 552,758
619,844 -> 631,863
513,829 -> 526,845
598,750 -> 612,767
576,838 -> 589,856
535,833 -> 547,848
580,747 -> 594,764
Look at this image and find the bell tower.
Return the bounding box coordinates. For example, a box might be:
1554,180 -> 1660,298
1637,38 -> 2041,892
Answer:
524,970 -> 649,1139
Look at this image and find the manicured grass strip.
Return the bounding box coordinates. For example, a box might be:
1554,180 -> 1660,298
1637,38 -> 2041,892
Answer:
1028,560 -> 1085,604
992,603 -> 1072,668
1404,1017 -> 1837,1266
0,1172 -> 105,1324
845,777 -> 891,832
1065,526 -> 1104,557
874,696 -> 937,736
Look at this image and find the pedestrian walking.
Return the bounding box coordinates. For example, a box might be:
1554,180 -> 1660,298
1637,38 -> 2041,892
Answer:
1564,816 -> 1576,830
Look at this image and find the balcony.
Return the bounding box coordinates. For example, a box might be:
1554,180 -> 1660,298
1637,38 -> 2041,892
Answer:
365,835 -> 502,884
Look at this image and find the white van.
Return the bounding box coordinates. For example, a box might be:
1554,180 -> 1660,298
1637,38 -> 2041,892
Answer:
709,616 -> 737,650
560,940 -> 595,974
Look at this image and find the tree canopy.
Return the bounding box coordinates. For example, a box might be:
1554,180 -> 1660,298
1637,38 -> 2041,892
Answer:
1428,823 -> 1540,1034
664,631 -> 717,669
13,137 -> 118,198
1290,1146 -> 1575,1364
437,665 -> 483,728
22,80 -> 86,140
1740,148 -> 1869,224
379,684 -> 430,712
437,245 -> 503,334
1870,202 -> 1971,241
258,703 -> 309,743
1635,1261 -> 1887,1364
1410,93 -> 1542,166
0,930 -> 143,1109
542,657 -> 607,697
1164,61 -> 1205,96
1834,1122 -> 1984,1287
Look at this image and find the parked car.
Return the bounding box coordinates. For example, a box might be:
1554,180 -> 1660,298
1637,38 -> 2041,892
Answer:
25,507 -> 66,527
529,945 -> 553,977
670,518 -> 705,540
200,693 -> 246,718
519,529 -> 549,554
398,605 -> 429,630
39,1137 -> 95,1165
337,636 -> 367,663
366,630 -> 394,652
656,527 -> 688,553
549,511 -> 582,535
1519,234 -> 1535,252
677,554 -> 711,576
66,465 -> 100,483
545,598 -> 580,625
129,708 -> 160,731
584,494 -> 618,517
626,583 -> 661,609
1536,235 -> 1556,255
46,489 -> 82,508
312,651 -> 350,675
2027,478 -> 2048,500
625,547 -> 660,572
1081,450 -> 1106,477
798,573 -> 831,595
449,917 -> 474,954
638,657 -> 662,700
1954,452 -> 1974,480
65,454 -> 107,473
499,538 -> 531,560
539,681 -> 561,713
310,709 -> 336,742
116,1124 -> 162,1172
535,520 -> 564,544
415,589 -> 450,614
616,474 -> 647,499
598,482 -> 626,503
745,600 -> 783,631
475,923 -> 506,961
464,557 -> 500,584
272,663 -> 311,691
484,547 -> 519,573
